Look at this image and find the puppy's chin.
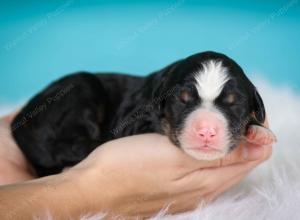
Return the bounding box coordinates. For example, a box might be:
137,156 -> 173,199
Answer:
177,128 -> 231,161
182,146 -> 228,161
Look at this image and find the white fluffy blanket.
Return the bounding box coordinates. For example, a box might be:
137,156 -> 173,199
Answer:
2,78 -> 300,220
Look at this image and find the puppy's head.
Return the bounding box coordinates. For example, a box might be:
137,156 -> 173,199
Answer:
154,51 -> 268,160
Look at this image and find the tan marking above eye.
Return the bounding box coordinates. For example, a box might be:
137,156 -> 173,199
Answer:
225,93 -> 236,104
180,90 -> 192,102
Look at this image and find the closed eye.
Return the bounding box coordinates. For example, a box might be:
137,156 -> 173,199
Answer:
178,85 -> 197,104
224,93 -> 236,105
180,90 -> 192,103
222,92 -> 247,106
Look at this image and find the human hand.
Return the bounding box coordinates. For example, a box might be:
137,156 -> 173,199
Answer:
68,120 -> 274,219
0,112 -> 35,185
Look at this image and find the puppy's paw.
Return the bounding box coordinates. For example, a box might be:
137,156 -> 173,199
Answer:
245,125 -> 277,146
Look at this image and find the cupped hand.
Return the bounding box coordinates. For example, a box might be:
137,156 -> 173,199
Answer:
69,121 -> 274,218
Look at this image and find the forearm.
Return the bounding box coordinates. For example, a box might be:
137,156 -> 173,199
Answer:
0,172 -> 91,220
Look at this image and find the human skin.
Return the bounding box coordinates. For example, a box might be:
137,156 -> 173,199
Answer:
0,113 -> 35,184
0,113 -> 273,219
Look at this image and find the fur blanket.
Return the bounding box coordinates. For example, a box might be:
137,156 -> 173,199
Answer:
2,78 -> 300,220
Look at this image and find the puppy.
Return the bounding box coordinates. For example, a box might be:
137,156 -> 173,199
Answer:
11,51 -> 276,176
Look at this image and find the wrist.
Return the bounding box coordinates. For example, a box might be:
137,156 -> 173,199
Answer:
68,162 -> 129,217
19,171 -> 92,219
34,173 -> 85,219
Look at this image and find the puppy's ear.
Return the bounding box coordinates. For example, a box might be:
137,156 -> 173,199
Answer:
247,89 -> 276,144
251,88 -> 266,124
151,60 -> 181,111
152,72 -> 168,100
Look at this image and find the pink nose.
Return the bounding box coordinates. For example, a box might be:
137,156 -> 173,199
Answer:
197,127 -> 217,141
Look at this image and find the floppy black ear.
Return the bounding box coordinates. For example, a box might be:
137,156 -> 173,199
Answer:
151,72 -> 171,117
252,88 -> 266,124
151,71 -> 168,100
151,60 -> 181,109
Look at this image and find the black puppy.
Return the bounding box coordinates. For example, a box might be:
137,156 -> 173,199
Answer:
11,51 -> 276,177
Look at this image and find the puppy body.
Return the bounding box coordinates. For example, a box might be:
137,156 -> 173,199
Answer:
11,51 -> 274,176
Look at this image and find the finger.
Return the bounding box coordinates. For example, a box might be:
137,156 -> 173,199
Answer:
184,142 -> 268,170
151,172 -> 248,217
220,142 -> 272,164
177,144 -> 271,191
241,142 -> 270,160
245,125 -> 277,145
178,163 -> 247,192
167,170 -> 250,214
204,171 -> 247,203
202,146 -> 271,185
166,173 -> 248,214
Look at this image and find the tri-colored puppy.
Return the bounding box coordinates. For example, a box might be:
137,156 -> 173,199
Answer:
11,51 -> 276,176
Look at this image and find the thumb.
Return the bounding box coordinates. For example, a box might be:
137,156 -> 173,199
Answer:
245,125 -> 277,146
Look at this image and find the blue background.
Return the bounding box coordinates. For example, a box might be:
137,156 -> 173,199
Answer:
0,0 -> 299,103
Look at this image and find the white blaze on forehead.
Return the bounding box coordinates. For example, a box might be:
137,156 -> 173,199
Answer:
194,60 -> 229,102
